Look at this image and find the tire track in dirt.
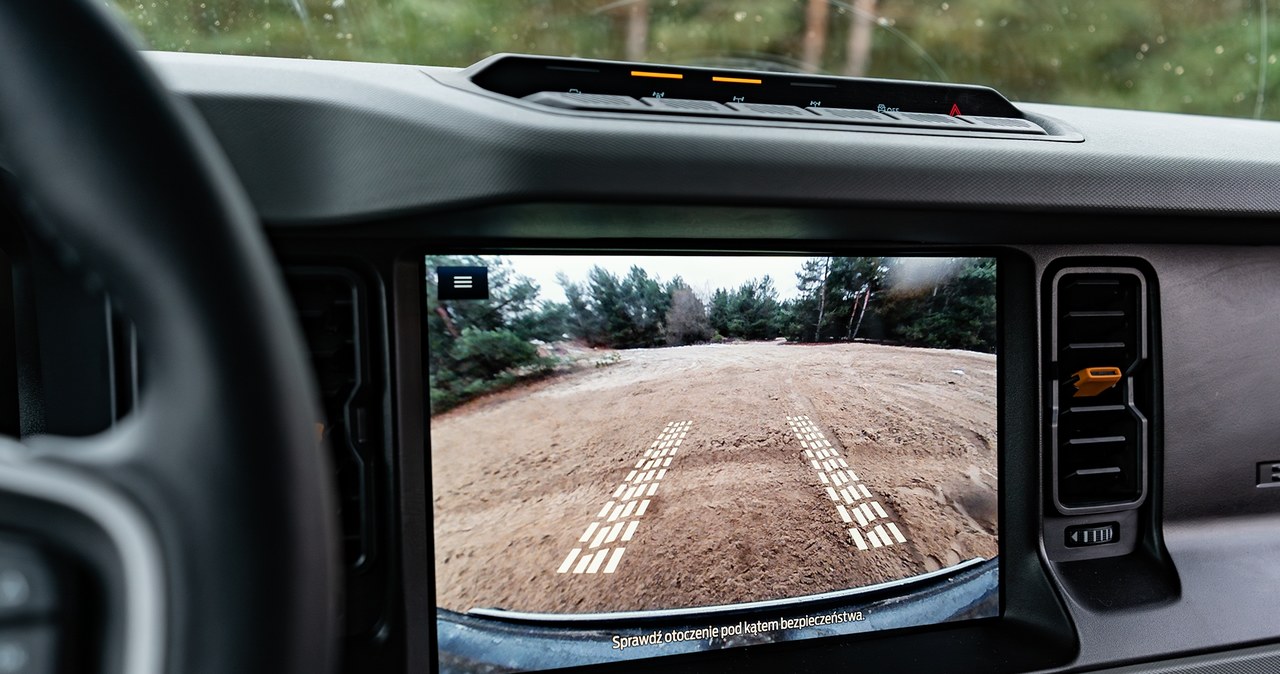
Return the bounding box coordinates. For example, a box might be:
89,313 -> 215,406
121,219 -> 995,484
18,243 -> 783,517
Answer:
786,416 -> 910,551
555,420 -> 693,576
431,342 -> 995,613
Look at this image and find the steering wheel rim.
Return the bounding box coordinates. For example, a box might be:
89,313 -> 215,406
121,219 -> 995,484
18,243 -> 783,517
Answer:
0,2 -> 340,673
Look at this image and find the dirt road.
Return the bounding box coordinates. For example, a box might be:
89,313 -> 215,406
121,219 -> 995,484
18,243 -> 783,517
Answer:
430,342 -> 997,614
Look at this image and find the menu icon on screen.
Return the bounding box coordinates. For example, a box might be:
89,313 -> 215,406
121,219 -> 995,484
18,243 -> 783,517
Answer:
437,266 -> 489,300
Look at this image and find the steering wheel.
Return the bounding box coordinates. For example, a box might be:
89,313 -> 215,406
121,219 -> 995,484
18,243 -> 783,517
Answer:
0,2 -> 339,673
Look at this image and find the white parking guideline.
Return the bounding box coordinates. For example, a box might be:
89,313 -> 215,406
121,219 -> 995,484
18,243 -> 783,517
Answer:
556,420 -> 693,575
786,415 -> 909,553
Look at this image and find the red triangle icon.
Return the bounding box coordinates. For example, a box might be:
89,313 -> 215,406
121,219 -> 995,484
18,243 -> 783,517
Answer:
948,103 -> 962,117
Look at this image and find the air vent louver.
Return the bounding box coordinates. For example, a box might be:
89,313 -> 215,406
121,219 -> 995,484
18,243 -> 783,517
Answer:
287,269 -> 381,571
286,267 -> 392,638
1049,268 -> 1150,513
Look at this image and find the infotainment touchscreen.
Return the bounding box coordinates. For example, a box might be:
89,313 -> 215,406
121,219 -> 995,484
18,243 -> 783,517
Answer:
426,254 -> 999,672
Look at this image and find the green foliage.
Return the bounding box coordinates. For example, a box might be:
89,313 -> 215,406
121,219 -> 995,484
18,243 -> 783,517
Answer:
708,276 -> 783,340
865,0 -> 1280,119
449,327 -> 541,381
114,0 -> 1280,121
784,257 -> 885,342
561,265 -> 679,348
778,257 -> 996,352
553,256 -> 995,351
426,255 -> 558,413
425,254 -> 995,415
879,258 -> 997,351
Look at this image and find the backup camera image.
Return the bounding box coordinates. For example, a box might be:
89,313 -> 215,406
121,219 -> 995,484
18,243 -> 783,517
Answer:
427,254 -> 998,671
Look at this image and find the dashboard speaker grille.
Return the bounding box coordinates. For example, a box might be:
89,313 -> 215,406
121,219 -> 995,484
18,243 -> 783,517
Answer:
896,111 -> 965,125
819,108 -> 885,121
734,103 -> 808,116
966,115 -> 1039,129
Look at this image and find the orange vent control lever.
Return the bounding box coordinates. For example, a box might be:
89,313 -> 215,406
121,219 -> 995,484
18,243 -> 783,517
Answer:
1068,367 -> 1123,397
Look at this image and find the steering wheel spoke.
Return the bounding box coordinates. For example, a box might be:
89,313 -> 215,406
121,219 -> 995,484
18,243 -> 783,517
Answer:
0,431 -> 165,674
0,1 -> 341,672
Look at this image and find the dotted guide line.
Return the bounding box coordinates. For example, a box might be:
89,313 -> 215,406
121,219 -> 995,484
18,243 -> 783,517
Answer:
556,420 -> 693,575
786,416 -> 908,551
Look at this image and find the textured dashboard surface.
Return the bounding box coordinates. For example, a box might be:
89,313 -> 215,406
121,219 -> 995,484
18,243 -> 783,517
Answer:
144,52 -> 1280,226
1100,643 -> 1280,674
130,50 -> 1280,673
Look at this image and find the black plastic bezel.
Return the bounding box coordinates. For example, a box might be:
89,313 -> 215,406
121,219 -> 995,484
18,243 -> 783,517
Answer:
379,203 -> 1076,674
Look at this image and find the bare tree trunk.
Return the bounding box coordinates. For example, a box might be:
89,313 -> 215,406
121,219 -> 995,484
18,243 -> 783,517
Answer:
802,0 -> 830,73
626,0 -> 650,62
845,286 -> 867,339
851,288 -> 871,340
846,294 -> 858,339
814,257 -> 830,342
435,305 -> 460,338
845,0 -> 877,77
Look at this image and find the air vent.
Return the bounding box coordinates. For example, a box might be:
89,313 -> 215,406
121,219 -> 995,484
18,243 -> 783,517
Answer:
286,267 -> 389,635
1049,268 -> 1150,513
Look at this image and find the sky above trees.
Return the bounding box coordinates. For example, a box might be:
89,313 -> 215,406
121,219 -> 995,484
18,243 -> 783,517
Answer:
505,255 -> 811,303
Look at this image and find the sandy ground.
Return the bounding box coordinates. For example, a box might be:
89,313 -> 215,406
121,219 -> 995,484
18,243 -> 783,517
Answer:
430,342 -> 997,614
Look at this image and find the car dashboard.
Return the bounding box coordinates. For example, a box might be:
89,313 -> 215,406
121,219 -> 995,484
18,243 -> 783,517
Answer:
4,48 -> 1280,674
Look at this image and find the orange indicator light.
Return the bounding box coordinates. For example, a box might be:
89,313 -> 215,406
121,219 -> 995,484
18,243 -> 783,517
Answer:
631,70 -> 683,79
712,76 -> 763,84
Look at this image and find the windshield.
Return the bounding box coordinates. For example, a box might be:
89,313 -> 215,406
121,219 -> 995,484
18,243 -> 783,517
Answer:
115,1 -> 1278,120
